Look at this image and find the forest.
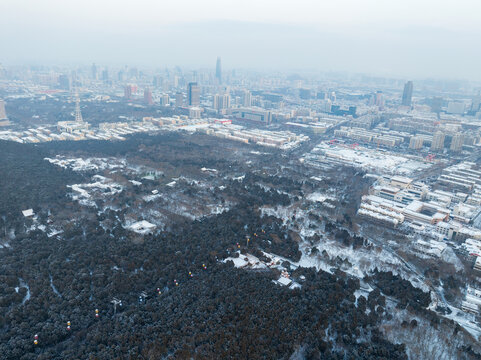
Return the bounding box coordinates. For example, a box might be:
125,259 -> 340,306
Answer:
0,135 -> 479,359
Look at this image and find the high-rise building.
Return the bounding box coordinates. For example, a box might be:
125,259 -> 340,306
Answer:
91,63 -> 97,80
124,85 -> 136,100
431,131 -> 445,151
58,74 -> 70,90
118,71 -> 124,82
175,92 -> 184,107
101,69 -> 109,83
161,94 -> 169,106
213,94 -> 221,110
144,88 -> 153,105
222,94 -> 230,109
216,57 -> 222,84
153,75 -> 163,88
450,133 -> 464,152
430,97 -> 443,113
0,99 -> 7,120
243,90 -> 252,107
409,136 -> 423,150
375,91 -> 384,108
402,81 -> 413,106
471,96 -> 481,113
188,82 -> 200,106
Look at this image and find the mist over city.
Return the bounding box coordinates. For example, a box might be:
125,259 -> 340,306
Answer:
1,1 -> 481,359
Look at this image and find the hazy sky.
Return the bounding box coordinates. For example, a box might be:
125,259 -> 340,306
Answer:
1,0 -> 481,80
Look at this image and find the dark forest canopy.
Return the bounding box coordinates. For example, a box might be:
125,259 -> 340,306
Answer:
0,136 -> 478,359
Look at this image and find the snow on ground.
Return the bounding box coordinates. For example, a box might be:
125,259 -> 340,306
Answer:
19,278 -> 30,304
223,251 -> 267,269
440,247 -> 464,271
306,192 -> 336,203
442,304 -> 481,340
261,203 -> 430,292
68,176 -> 123,207
309,142 -> 431,175
201,167 -> 218,173
143,194 -> 162,202
45,156 -> 127,172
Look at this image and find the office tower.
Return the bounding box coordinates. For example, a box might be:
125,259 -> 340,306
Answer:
243,90 -> 252,107
118,71 -> 124,82
431,131 -> 445,151
188,82 -> 200,106
153,75 -> 163,88
430,97 -> 443,113
329,91 -> 336,102
222,94 -> 231,109
402,81 -> 413,106
409,136 -> 423,150
216,57 -> 222,84
144,88 -> 153,105
58,74 -> 70,90
175,92 -> 184,107
450,133 -> 464,152
161,94 -> 169,106
375,91 -> 384,108
471,96 -> 481,113
91,63 -> 97,80
0,99 -> 7,120
213,94 -> 221,110
124,85 -> 133,100
101,69 -> 109,82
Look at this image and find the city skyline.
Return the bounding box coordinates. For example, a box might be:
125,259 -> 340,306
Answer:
1,1 -> 481,80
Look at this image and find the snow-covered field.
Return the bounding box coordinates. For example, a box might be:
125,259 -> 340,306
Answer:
68,175 -> 123,207
45,156 -> 127,172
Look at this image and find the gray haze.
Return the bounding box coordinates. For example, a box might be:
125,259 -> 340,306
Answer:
1,0 -> 481,80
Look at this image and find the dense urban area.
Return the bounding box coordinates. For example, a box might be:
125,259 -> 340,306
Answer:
1,62 -> 481,359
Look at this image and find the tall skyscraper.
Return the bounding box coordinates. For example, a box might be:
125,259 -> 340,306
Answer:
450,133 -> 464,152
402,81 -> 413,106
161,94 -> 169,106
243,90 -> 252,107
431,131 -> 445,151
144,88 -> 153,105
91,63 -> 97,80
58,74 -> 70,90
215,57 -> 222,84
214,93 -> 230,111
471,96 -> 481,113
374,91 -> 384,109
101,69 -> 109,83
175,92 -> 184,107
188,82 -> 200,106
124,85 -> 136,100
0,99 -> 7,120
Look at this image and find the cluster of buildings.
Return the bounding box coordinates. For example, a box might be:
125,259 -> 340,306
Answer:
304,141 -> 431,175
359,169 -> 481,236
198,124 -> 309,150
